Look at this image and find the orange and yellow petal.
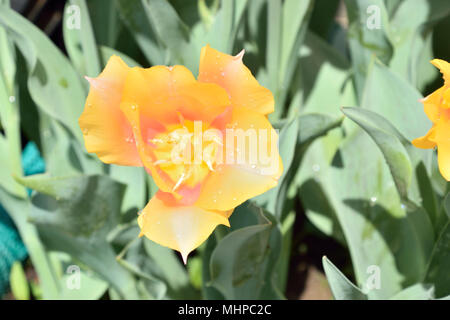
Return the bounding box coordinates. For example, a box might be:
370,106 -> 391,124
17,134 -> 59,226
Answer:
198,45 -> 274,115
196,107 -> 283,211
138,195 -> 232,263
412,126 -> 437,149
431,59 -> 450,87
78,56 -> 142,166
437,141 -> 450,181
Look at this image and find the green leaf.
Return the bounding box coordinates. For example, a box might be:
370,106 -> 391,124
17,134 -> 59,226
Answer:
10,261 -> 30,300
342,107 -> 412,201
143,238 -> 197,299
298,64 -> 436,298
268,0 -> 313,119
14,174 -> 139,299
187,257 -> 202,290
0,6 -> 86,142
297,113 -> 344,147
389,283 -> 435,300
58,269 -> 109,300
116,0 -> 164,65
293,31 -> 355,118
344,0 -> 393,100
69,0 -> 101,77
16,174 -> 123,238
87,0 -> 119,47
109,165 -> 146,215
361,60 -> 430,141
322,256 -> 367,300
444,193 -> 450,220
209,204 -> 282,299
424,221 -> 450,298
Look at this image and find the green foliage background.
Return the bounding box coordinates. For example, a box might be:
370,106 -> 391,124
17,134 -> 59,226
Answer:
0,0 -> 449,300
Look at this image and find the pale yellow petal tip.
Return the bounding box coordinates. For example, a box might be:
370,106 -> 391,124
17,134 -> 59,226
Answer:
430,59 -> 449,69
234,49 -> 245,61
431,59 -> 450,79
181,251 -> 190,265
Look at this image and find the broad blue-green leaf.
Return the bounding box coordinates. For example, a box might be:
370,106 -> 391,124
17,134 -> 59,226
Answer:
109,165 -> 146,214
268,0 -> 313,119
70,0 -> 101,77
322,256 -> 367,300
143,238 -> 196,299
388,0 -> 450,89
297,61 -> 436,299
86,0 -> 119,47
342,107 -> 412,201
362,61 -> 430,141
424,221 -> 450,298
16,174 -> 123,238
116,0 -> 164,65
389,283 -> 435,300
0,6 -> 85,142
293,31 -> 355,118
205,0 -> 248,54
59,269 -> 108,300
142,0 -> 195,68
209,204 -> 282,299
344,0 -> 393,100
14,174 -> 139,299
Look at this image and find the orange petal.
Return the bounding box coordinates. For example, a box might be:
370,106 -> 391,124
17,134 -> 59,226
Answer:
412,127 -> 436,149
79,56 -> 142,166
196,107 -> 283,211
120,65 -> 231,192
437,141 -> 450,181
138,195 -> 231,263
120,65 -> 230,126
431,59 -> 450,86
422,88 -> 443,122
198,45 -> 274,115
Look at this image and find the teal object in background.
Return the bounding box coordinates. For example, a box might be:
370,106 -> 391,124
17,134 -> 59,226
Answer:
0,142 -> 45,296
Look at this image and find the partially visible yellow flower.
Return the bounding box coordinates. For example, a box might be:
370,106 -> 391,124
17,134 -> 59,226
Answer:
78,45 -> 283,262
413,59 -> 450,181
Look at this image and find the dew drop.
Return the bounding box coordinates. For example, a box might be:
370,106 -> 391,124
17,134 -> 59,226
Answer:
400,203 -> 406,210
8,96 -> 15,103
131,105 -> 137,110
370,197 -> 377,206
312,164 -> 320,172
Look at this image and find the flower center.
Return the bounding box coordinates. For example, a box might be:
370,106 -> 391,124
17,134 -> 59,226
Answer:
149,119 -> 222,191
